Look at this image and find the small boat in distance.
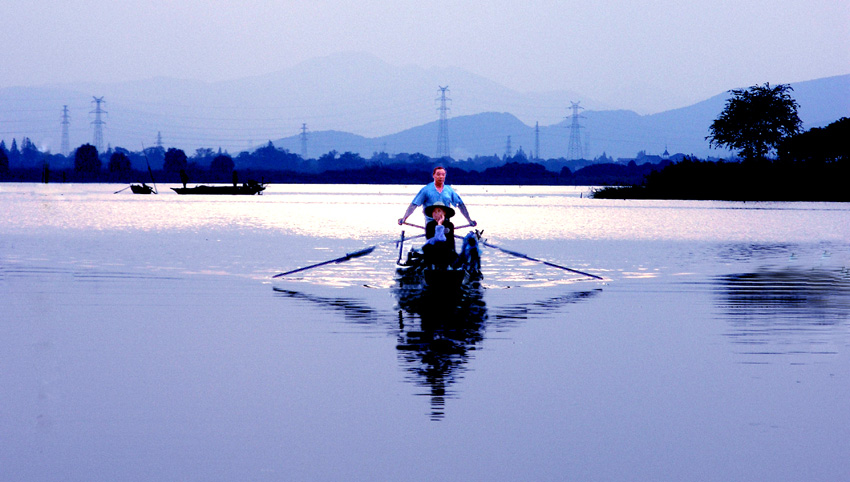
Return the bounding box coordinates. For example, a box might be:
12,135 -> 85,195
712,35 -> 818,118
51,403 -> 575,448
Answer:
172,180 -> 266,195
130,183 -> 155,194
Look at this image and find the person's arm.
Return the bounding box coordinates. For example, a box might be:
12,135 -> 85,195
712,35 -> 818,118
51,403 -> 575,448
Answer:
398,203 -> 418,225
457,203 -> 476,226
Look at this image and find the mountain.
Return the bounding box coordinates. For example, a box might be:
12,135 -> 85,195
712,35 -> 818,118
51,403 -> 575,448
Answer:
272,74 -> 849,161
0,52 -> 846,160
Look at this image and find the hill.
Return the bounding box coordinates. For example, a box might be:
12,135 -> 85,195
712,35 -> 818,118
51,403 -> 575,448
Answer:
0,51 -> 846,160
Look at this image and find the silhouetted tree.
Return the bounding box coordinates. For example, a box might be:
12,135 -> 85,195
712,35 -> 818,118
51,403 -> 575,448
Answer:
707,83 -> 802,162
779,117 -> 850,164
20,138 -> 42,168
108,151 -> 132,173
163,147 -> 188,173
74,144 -> 101,175
0,148 -> 8,174
193,148 -> 215,166
210,153 -> 235,174
8,139 -> 20,166
143,146 -> 166,170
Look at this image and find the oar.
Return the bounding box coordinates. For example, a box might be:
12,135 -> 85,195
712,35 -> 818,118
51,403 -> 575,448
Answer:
141,143 -> 158,194
273,246 -> 377,278
480,239 -> 604,280
114,185 -> 131,194
273,223 -> 473,279
404,222 -> 474,231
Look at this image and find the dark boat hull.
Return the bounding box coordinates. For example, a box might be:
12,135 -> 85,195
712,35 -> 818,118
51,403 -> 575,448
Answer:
171,183 -> 265,195
130,184 -> 155,194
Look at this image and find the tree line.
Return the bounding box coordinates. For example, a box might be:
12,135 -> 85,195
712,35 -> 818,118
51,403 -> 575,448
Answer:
594,84 -> 849,201
0,136 -> 673,186
3,83 -> 845,197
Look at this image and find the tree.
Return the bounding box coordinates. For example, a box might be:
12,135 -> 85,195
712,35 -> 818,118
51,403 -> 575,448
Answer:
74,144 -> 101,175
8,138 -> 20,166
707,83 -> 802,162
779,117 -> 850,164
20,138 -> 42,167
0,148 -> 8,174
162,147 -> 188,173
108,151 -> 132,173
210,153 -> 235,174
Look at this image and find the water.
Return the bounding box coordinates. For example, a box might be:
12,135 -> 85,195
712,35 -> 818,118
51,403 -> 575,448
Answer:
2,183 -> 849,481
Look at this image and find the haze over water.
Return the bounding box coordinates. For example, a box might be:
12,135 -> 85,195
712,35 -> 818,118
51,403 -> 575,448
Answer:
2,184 -> 849,481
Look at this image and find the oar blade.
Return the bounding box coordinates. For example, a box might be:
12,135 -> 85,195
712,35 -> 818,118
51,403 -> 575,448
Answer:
341,246 -> 375,261
481,240 -> 603,280
273,245 -> 377,278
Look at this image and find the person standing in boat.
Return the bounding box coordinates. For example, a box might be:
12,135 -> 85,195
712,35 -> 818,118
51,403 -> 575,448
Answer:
422,202 -> 457,268
398,166 -> 477,227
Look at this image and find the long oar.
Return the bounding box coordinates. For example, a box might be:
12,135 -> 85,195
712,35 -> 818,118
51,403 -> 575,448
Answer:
274,223 -> 473,279
114,185 -> 131,194
273,246 -> 377,278
140,143 -> 158,194
480,239 -> 604,280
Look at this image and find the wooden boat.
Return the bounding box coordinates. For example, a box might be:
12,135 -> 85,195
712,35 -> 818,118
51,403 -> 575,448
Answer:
130,183 -> 155,194
272,221 -> 602,287
395,231 -> 483,291
172,180 -> 266,195
128,159 -> 158,194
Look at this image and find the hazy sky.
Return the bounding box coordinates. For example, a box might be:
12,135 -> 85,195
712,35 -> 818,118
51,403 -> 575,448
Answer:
2,0 -> 848,113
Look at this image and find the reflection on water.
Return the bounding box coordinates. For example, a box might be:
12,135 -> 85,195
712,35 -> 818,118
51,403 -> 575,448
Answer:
274,281 -> 600,420
393,278 -> 488,421
271,288 -> 383,326
715,267 -> 850,363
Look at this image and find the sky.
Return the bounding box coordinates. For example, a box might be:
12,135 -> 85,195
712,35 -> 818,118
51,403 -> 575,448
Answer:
1,0 -> 848,114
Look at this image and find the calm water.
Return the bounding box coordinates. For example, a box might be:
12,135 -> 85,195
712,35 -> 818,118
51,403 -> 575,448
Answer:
2,183 -> 849,481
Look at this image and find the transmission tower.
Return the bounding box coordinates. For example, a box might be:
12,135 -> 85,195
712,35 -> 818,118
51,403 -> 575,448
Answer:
90,96 -> 107,152
436,86 -> 451,159
300,123 -> 309,159
534,121 -> 540,160
156,131 -> 163,149
60,105 -> 70,156
567,101 -> 585,160
504,135 -> 512,158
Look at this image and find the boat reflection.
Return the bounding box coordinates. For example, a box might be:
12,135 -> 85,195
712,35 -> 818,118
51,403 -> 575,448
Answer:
393,278 -> 488,421
714,267 -> 850,362
394,280 -> 601,420
274,281 -> 601,420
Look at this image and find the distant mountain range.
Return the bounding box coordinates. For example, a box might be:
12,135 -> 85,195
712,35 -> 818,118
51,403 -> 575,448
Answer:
1,52 -> 847,160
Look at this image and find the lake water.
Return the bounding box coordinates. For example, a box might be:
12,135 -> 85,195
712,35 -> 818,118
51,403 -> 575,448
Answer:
2,183 -> 849,481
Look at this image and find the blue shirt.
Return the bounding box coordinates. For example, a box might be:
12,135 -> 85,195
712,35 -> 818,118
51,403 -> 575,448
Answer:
412,182 -> 464,222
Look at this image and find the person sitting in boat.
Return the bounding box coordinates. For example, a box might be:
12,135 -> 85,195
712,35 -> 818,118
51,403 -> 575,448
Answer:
398,166 -> 477,227
422,202 -> 457,268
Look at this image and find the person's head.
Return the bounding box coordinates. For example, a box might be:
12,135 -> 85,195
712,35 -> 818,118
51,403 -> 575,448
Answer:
432,166 -> 446,185
424,201 -> 454,219
433,207 -> 446,222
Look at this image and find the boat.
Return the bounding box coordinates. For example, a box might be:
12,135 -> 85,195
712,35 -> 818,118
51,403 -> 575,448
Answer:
272,219 -> 602,288
127,156 -> 158,194
171,180 -> 266,195
395,231 -> 484,292
130,183 -> 155,194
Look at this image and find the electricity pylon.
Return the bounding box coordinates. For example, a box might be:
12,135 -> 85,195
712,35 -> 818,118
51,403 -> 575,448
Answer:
567,101 -> 585,160
90,96 -> 106,152
436,86 -> 451,159
60,105 -> 70,156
